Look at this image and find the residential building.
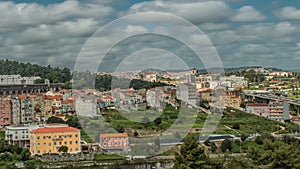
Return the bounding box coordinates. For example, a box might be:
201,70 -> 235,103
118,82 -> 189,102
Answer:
5,125 -> 43,148
176,83 -> 198,106
146,88 -> 164,111
0,75 -> 40,85
0,99 -> 11,127
186,74 -> 196,83
267,100 -> 285,122
224,94 -> 241,108
99,133 -> 129,150
11,98 -> 21,125
145,73 -> 158,82
75,96 -> 97,117
30,126 -> 81,155
246,103 -> 269,117
197,88 -> 212,101
19,95 -> 34,124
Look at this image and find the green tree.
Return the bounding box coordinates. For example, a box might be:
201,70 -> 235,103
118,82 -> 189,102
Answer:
115,125 -> 125,133
24,161 -> 36,169
58,146 -> 68,154
173,134 -> 209,169
4,163 -> 15,169
232,123 -> 240,130
21,149 -> 31,161
47,116 -> 66,124
210,142 -> 217,153
220,139 -> 232,153
66,116 -> 81,129
154,117 -> 162,126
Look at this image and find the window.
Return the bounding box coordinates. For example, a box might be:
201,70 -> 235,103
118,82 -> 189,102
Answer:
64,141 -> 67,145
75,148 -> 78,151
59,142 -> 62,145
75,141 -> 78,144
70,141 -> 72,145
75,134 -> 78,137
37,143 -> 40,146
43,143 -> 46,146
37,136 -> 40,140
44,150 -> 46,154
37,150 -> 40,154
43,136 -> 46,139
48,143 -> 51,146
70,148 -> 72,152
54,142 -> 56,146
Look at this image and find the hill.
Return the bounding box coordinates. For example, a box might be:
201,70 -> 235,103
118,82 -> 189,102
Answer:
0,59 -> 72,83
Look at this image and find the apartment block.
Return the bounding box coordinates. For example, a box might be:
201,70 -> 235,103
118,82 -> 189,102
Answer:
5,125 -> 42,148
0,99 -> 11,127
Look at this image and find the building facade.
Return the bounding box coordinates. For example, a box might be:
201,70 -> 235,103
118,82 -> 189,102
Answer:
99,133 -> 129,150
30,126 -> 81,155
0,99 -> 11,127
0,75 -> 40,85
246,103 -> 269,117
11,98 -> 21,125
5,125 -> 42,148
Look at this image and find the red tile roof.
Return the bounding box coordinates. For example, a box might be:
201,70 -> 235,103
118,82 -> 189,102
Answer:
246,103 -> 268,107
100,133 -> 128,138
268,114 -> 284,117
18,94 -> 26,100
31,127 -> 79,133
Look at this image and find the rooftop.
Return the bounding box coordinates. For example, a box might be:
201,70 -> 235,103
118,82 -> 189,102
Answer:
100,133 -> 128,138
31,126 -> 79,133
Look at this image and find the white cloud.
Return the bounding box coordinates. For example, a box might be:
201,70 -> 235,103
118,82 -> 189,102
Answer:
275,21 -> 297,35
123,25 -> 148,34
231,5 -> 266,22
0,0 -> 113,31
276,6 -> 300,20
129,1 -> 233,24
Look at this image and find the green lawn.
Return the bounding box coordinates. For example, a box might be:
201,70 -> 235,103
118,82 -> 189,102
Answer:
93,154 -> 124,161
214,107 -> 299,135
80,104 -> 299,139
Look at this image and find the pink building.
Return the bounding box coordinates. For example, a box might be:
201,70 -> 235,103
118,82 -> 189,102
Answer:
99,133 -> 129,150
246,103 -> 269,117
0,99 -> 11,126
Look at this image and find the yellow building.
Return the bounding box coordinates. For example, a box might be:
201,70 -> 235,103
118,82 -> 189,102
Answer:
225,95 -> 242,108
30,126 -> 81,155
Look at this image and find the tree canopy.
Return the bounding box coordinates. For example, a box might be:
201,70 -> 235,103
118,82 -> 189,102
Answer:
0,59 -> 71,83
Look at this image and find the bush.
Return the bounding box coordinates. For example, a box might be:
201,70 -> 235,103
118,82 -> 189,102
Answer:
232,123 -> 240,130
220,139 -> 233,153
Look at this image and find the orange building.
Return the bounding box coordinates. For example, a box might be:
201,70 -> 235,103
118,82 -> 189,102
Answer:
99,133 -> 129,150
30,126 -> 81,155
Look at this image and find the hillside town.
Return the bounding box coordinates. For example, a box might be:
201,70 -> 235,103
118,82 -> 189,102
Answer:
0,67 -> 300,165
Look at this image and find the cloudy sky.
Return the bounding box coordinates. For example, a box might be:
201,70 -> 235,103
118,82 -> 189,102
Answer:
1,0 -> 300,71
